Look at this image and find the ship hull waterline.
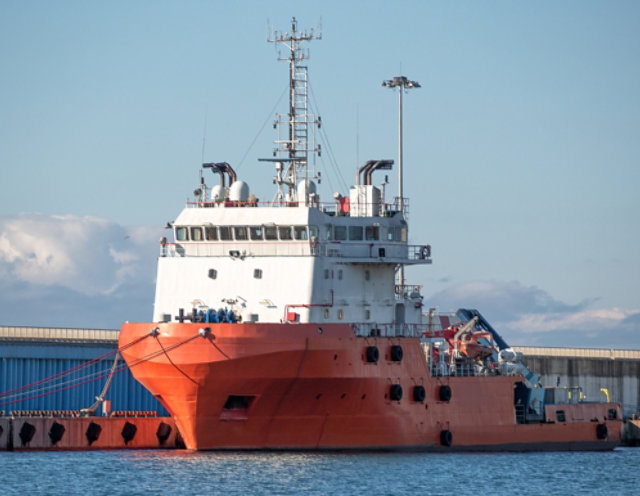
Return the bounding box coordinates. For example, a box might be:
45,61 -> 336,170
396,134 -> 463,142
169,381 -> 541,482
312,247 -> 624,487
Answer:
119,322 -> 622,451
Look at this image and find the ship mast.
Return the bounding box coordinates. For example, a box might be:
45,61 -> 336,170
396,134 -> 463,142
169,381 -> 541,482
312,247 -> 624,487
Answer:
266,17 -> 322,203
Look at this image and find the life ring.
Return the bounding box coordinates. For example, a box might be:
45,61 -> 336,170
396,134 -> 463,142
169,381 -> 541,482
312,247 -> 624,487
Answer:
390,384 -> 403,401
596,423 -> 608,440
440,429 -> 453,447
439,385 -> 452,402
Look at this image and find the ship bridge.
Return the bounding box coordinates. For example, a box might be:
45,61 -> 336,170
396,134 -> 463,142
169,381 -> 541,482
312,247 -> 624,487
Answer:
165,201 -> 431,266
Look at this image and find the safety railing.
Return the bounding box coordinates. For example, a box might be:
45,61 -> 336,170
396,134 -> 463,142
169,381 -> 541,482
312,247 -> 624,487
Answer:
183,197 -> 408,218
0,326 -> 119,343
513,346 -> 640,360
353,322 -> 437,338
161,240 -> 431,264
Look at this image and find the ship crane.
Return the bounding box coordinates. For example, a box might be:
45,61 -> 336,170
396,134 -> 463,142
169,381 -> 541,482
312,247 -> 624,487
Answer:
457,309 -> 545,418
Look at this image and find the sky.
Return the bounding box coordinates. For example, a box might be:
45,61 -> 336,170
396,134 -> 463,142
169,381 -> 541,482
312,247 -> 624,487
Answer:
1,1 -> 639,348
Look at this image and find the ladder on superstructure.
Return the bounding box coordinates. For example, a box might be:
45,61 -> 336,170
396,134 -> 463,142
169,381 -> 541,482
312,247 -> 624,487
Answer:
266,17 -> 322,203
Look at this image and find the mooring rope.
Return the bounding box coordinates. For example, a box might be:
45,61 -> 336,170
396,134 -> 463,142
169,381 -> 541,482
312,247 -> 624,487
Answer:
0,329 -> 202,407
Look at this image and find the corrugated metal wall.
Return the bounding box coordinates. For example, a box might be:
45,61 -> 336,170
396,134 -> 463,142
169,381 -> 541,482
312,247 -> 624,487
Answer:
0,331 -> 167,415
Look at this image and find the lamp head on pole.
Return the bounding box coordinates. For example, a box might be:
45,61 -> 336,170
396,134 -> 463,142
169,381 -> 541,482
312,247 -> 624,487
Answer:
382,76 -> 421,89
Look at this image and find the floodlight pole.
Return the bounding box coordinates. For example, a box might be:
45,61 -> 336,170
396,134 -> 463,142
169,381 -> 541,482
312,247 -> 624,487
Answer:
382,76 -> 420,292
398,86 -> 404,207
382,76 -> 421,213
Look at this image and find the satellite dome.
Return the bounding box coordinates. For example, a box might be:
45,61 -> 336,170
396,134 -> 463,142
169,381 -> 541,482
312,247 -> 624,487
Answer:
210,185 -> 225,202
296,179 -> 317,201
229,181 -> 250,202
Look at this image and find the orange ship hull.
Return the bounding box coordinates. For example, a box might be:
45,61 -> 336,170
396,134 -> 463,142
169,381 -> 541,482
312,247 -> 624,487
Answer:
119,322 -> 622,451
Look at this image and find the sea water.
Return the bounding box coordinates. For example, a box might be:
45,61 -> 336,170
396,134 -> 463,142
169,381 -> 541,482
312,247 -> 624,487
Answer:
1,448 -> 638,495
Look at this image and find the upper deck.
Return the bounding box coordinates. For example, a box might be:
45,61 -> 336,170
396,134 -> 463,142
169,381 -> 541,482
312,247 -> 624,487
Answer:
165,198 -> 432,266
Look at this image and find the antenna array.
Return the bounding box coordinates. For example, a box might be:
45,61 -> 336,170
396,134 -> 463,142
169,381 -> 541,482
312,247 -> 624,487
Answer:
266,17 -> 322,202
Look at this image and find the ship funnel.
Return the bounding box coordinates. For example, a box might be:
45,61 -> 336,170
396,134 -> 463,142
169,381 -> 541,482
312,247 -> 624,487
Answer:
356,160 -> 394,185
203,162 -> 238,187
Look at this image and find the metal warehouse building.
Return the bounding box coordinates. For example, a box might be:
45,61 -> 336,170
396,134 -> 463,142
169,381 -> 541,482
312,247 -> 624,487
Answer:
0,326 -> 166,415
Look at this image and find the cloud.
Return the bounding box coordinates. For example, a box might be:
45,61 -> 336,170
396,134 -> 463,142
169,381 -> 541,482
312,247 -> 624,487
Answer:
424,280 -> 640,349
0,213 -> 160,295
0,213 -> 162,327
425,279 -> 591,318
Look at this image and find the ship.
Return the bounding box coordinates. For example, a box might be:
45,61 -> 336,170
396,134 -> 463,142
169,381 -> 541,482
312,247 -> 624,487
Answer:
119,18 -> 622,451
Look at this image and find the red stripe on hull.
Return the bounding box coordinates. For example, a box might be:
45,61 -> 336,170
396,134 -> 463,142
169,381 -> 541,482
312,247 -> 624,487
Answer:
119,322 -> 622,451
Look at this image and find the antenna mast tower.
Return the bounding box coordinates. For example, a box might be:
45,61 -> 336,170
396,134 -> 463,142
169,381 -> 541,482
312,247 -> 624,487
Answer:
267,17 -> 322,202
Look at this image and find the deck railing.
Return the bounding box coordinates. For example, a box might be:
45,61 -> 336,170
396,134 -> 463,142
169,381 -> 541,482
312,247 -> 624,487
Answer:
161,240 -> 431,264
183,197 -> 409,218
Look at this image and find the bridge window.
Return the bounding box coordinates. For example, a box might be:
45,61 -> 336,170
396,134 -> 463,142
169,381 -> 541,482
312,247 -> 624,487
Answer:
293,226 -> 308,240
254,269 -> 263,279
208,269 -> 217,279
176,227 -> 188,241
334,226 -> 347,241
349,226 -> 363,241
325,225 -> 333,240
388,226 -> 406,242
249,226 -> 263,240
309,226 -> 319,239
264,226 -> 278,240
205,226 -> 218,240
234,226 -> 248,240
365,226 -> 379,241
278,226 -> 293,240
190,227 -> 203,241
219,226 -> 232,241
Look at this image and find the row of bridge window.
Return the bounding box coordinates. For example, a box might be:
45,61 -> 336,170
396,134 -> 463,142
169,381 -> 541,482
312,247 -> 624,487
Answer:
175,224 -> 406,242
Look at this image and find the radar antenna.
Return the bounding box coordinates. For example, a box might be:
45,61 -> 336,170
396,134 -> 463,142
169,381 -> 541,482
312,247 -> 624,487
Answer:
264,17 -> 322,204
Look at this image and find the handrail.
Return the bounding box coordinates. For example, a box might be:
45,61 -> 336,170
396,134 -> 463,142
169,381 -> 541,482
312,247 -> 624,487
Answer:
160,240 -> 431,263
0,326 -> 119,343
183,197 -> 408,217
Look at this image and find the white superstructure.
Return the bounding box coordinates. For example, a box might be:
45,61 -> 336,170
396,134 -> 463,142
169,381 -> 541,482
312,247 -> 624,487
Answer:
152,18 -> 432,330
